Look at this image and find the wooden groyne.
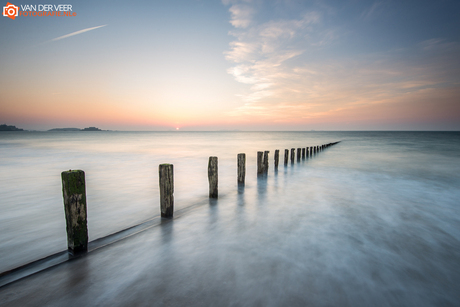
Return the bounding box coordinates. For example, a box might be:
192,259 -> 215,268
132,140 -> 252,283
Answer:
22,142 -> 344,260
61,170 -> 88,254
59,141 -> 340,257
0,140 -> 341,288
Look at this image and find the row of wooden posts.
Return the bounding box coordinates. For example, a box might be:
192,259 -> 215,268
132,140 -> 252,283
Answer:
61,142 -> 339,255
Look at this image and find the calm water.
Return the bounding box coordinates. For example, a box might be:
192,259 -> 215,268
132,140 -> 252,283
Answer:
1,131 -> 460,303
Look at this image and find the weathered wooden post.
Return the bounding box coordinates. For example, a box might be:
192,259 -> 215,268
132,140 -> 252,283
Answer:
284,149 -> 289,165
237,153 -> 245,185
61,170 -> 88,254
297,148 -> 301,161
159,164 -> 174,218
208,156 -> 218,198
302,148 -> 305,159
274,149 -> 279,168
290,148 -> 295,163
310,146 -> 313,156
257,151 -> 264,174
263,151 -> 269,173
306,147 -> 309,157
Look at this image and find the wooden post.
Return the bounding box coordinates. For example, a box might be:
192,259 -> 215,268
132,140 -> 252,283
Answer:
263,151 -> 269,173
290,148 -> 295,163
159,164 -> 174,218
274,149 -> 279,168
237,153 -> 245,185
297,148 -> 301,161
306,147 -> 309,158
208,156 -> 218,198
61,170 -> 88,254
257,151 -> 264,174
302,148 -> 305,159
284,149 -> 289,165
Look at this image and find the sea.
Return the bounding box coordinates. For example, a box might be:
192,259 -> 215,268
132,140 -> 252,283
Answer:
1,131 -> 459,304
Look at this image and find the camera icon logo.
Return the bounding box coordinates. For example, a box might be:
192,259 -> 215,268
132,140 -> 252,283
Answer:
3,2 -> 19,20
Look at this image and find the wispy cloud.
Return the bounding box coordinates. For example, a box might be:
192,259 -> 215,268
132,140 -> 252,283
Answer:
360,1 -> 383,21
51,25 -> 107,42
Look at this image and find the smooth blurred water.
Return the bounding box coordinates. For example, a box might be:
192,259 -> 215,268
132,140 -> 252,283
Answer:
1,131 -> 459,285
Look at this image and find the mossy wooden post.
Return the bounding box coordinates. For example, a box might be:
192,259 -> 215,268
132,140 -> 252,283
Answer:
208,156 -> 218,198
263,151 -> 269,174
302,148 -> 305,159
306,147 -> 309,158
290,148 -> 295,163
159,164 -> 174,218
297,148 -> 301,161
257,151 -> 264,174
274,149 -> 279,168
284,149 -> 289,165
61,170 -> 88,254
237,153 -> 245,185
310,146 -> 313,156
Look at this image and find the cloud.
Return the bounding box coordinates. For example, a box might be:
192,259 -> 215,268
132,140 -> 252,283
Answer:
228,4 -> 254,28
223,1 -> 460,127
224,2 -> 325,107
51,25 -> 107,42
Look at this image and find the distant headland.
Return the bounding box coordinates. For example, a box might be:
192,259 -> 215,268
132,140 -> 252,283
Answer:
0,124 -> 24,131
0,125 -> 108,132
49,127 -> 105,131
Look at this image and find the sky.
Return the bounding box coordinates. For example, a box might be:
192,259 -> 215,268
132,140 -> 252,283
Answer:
0,0 -> 459,131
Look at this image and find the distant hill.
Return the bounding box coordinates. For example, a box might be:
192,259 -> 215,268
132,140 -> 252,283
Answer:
0,124 -> 24,131
48,127 -> 104,131
48,128 -> 81,131
81,127 -> 102,131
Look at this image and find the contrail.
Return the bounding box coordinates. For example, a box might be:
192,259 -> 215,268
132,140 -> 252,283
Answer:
51,24 -> 107,42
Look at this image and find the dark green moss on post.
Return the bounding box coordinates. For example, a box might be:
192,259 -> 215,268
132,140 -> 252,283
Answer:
61,170 -> 88,254
159,164 -> 174,218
